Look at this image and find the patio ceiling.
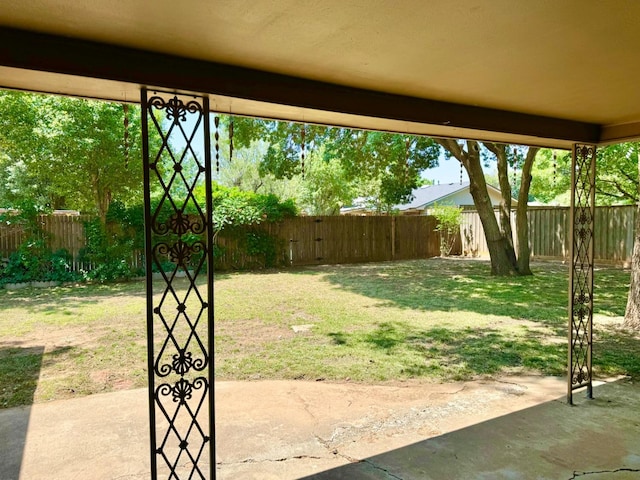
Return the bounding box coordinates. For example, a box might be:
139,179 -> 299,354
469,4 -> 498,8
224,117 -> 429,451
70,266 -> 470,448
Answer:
0,0 -> 639,148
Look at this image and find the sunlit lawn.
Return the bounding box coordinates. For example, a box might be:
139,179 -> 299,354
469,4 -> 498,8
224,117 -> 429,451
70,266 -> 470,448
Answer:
1,258 -> 639,408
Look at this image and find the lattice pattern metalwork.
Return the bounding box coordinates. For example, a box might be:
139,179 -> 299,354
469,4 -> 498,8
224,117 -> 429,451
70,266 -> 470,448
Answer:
568,144 -> 596,404
142,89 -> 215,478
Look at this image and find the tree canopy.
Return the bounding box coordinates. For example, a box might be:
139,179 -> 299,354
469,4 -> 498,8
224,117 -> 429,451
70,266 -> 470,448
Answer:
231,118 -> 441,211
0,91 -> 143,222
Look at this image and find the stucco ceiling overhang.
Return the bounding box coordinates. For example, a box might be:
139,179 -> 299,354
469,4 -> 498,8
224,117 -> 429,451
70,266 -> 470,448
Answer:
0,1 -> 639,149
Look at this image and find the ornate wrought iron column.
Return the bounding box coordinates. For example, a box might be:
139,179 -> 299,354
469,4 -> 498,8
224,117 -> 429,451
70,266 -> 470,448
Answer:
142,89 -> 215,478
568,144 -> 596,404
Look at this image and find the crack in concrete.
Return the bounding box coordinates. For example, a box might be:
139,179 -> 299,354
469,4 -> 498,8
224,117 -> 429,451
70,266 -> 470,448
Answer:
314,433 -> 359,463
439,385 -> 467,395
315,433 -> 404,479
492,378 -> 527,389
568,467 -> 640,478
293,389 -> 320,427
216,454 -> 327,466
362,459 -> 405,480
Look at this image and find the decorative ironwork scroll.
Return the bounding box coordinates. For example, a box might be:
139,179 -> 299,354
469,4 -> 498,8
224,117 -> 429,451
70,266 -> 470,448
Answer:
568,144 -> 596,404
142,89 -> 215,478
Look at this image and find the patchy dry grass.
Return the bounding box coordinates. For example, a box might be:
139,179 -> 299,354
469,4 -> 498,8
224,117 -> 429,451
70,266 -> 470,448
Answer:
1,258 -> 639,408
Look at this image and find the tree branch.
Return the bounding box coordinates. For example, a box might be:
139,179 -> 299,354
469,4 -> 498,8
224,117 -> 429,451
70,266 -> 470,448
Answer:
483,142 -> 502,158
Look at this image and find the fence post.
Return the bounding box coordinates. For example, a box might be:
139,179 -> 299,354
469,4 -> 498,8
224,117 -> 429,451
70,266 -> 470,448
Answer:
391,216 -> 396,260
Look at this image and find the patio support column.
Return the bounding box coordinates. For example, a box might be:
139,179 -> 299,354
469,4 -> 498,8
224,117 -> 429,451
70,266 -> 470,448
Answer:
568,144 -> 596,404
141,89 -> 215,478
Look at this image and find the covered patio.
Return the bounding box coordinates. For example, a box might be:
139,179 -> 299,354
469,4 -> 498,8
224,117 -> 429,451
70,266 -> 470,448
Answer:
2,376 -> 639,479
1,1 -> 639,478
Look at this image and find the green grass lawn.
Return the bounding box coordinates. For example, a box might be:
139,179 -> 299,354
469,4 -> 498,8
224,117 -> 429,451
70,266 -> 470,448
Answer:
1,258 -> 639,408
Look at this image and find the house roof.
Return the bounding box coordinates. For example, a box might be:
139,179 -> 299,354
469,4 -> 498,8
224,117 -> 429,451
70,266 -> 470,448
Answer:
394,182 -> 472,211
341,182 -> 509,214
393,182 -> 509,211
0,2 -> 639,147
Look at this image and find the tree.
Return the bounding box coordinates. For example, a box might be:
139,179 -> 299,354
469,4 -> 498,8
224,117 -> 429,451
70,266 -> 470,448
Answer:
529,149 -> 572,205
592,142 -> 640,330
298,150 -> 355,215
0,91 -> 143,224
233,116 -> 538,275
215,138 -> 303,201
232,118 -> 440,212
595,143 -> 639,205
435,139 -> 538,275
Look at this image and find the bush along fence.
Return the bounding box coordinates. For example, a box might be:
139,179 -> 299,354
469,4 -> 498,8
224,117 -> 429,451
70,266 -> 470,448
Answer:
0,205 -> 146,286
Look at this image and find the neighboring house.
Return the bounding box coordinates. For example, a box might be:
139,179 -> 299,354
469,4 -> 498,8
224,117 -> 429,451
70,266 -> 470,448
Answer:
341,181 -> 514,215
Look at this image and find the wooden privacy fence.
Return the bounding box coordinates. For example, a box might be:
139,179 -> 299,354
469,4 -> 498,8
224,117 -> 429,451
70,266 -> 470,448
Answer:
461,205 -> 637,265
0,213 -> 92,267
2,206 -> 636,270
214,215 -> 448,269
0,214 -> 447,271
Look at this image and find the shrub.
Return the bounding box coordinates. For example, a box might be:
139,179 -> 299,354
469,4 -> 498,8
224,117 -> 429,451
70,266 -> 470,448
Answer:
432,204 -> 462,257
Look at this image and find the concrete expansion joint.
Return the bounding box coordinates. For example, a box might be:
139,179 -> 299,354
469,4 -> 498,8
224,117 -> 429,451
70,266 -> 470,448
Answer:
568,467 -> 640,478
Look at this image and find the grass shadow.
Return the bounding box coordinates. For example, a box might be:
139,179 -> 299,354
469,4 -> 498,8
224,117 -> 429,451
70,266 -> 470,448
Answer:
0,279 -> 151,314
318,258 -> 629,329
312,258 -> 637,379
351,320 -> 565,379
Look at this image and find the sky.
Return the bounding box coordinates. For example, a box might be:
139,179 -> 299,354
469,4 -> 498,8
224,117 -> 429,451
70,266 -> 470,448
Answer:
423,158 -> 469,185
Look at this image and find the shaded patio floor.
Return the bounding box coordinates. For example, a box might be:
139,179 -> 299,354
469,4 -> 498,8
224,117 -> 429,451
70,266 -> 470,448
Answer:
1,376 -> 639,479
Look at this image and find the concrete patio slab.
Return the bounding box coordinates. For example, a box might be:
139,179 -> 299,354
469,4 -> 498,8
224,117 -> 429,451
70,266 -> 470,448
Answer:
0,376 -> 638,480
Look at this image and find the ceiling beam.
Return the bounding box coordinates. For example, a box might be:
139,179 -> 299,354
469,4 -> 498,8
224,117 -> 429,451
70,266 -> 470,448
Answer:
0,26 -> 600,145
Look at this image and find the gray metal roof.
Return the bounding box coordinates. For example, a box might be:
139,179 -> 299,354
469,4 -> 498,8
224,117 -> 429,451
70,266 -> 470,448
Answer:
394,182 -> 471,211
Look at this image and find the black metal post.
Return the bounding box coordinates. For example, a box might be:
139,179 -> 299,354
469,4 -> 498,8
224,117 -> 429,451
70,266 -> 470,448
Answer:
568,144 -> 596,404
142,89 -> 215,478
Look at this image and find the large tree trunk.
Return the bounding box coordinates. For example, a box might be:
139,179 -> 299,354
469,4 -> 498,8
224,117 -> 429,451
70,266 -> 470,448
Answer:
624,149 -> 640,330
515,147 -> 538,275
624,202 -> 640,329
92,172 -> 111,226
487,143 -> 517,268
436,139 -> 518,275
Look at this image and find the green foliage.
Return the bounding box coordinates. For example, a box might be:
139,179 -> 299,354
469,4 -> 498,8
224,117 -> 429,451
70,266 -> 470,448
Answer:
205,183 -> 297,269
0,201 -> 79,285
200,182 -> 298,234
431,204 -> 462,256
243,230 -> 283,268
0,91 -> 149,220
232,117 -> 440,212
595,142 -> 639,205
0,240 -> 79,285
529,149 -> 572,204
299,153 -> 355,215
78,217 -> 139,282
529,143 -> 639,206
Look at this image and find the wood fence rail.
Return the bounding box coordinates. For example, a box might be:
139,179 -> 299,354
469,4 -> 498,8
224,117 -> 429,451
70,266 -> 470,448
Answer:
1,206 -> 636,271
